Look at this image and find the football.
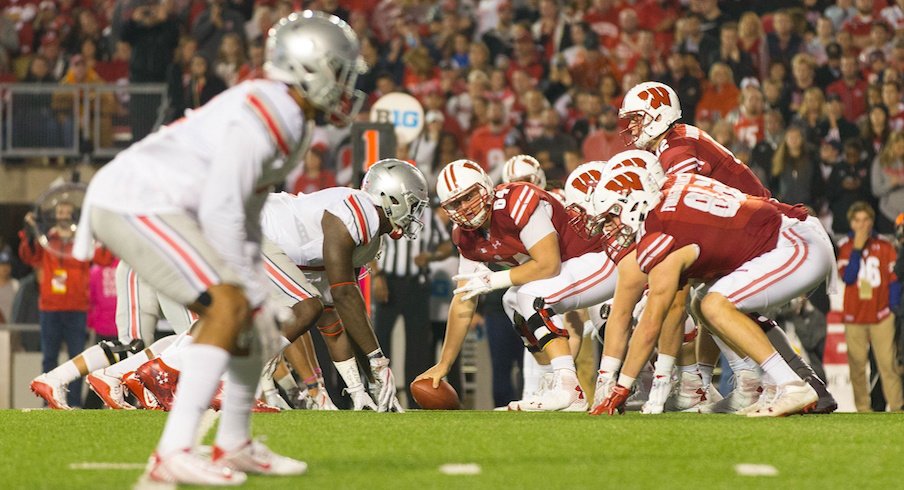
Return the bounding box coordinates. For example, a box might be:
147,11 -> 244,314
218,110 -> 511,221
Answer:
410,378 -> 461,410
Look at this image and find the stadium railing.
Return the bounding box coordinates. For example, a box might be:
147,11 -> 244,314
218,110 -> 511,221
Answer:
0,83 -> 168,161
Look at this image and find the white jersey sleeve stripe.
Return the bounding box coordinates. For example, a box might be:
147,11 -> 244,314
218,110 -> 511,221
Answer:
352,194 -> 373,241
638,233 -> 669,265
345,196 -> 370,245
639,234 -> 675,272
667,157 -> 700,175
512,187 -> 536,226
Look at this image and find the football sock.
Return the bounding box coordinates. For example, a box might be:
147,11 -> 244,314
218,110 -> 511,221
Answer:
160,335 -> 194,372
47,359 -> 81,384
522,352 -> 550,396
276,372 -> 298,392
215,351 -> 262,452
157,344 -> 229,456
679,363 -> 698,375
550,355 -> 576,374
82,345 -> 112,373
654,354 -> 676,377
106,335 -> 180,378
760,352 -> 799,386
698,362 -> 715,386
334,358 -> 364,392
758,317 -> 831,398
599,355 -> 622,375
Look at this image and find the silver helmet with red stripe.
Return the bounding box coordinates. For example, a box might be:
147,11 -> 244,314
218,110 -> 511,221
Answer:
436,159 -> 494,230
361,159 -> 428,240
265,10 -> 367,125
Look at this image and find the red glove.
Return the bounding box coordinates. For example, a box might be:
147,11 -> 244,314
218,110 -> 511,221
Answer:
589,384 -> 630,416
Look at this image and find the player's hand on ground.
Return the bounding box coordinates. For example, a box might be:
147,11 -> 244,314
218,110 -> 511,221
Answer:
590,384 -> 630,416
416,364 -> 449,389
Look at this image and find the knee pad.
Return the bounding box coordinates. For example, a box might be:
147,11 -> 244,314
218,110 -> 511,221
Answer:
317,318 -> 344,337
99,338 -> 145,364
524,298 -> 569,351
511,313 -> 541,353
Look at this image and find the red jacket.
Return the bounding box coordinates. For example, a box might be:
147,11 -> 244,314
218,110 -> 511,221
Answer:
18,229 -> 114,312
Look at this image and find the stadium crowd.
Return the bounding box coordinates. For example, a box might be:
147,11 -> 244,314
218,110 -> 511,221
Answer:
1,0 -> 903,412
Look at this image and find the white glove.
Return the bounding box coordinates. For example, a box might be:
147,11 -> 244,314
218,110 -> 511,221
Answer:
252,299 -> 293,361
452,269 -> 513,301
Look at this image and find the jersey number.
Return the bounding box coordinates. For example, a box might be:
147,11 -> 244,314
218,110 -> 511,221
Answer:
682,180 -> 743,218
859,256 -> 883,287
492,187 -> 510,210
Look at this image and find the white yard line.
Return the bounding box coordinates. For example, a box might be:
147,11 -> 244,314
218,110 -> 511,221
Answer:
734,464 -> 779,476
69,462 -> 146,470
439,463 -> 481,475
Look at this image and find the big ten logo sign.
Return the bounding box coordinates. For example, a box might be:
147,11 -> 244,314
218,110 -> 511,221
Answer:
369,93 -> 425,145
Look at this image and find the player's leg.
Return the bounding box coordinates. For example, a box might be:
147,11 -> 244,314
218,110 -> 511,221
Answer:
298,331 -> 337,409
91,209 -> 257,484
868,316 -> 904,411
513,252 -> 618,411
642,287 -> 689,414
703,217 -> 834,416
30,312 -> 70,409
316,306 -> 376,410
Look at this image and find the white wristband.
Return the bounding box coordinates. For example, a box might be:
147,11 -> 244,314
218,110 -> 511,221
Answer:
488,270 -> 514,290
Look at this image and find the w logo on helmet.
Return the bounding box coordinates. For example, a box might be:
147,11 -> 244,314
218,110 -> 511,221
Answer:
638,86 -> 672,109
604,171 -> 645,194
611,157 -> 651,171
571,169 -> 602,194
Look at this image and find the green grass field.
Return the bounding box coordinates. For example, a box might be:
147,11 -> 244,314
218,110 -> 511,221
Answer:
1,410 -> 902,489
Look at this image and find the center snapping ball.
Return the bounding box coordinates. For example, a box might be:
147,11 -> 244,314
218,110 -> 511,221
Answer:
410,378 -> 461,410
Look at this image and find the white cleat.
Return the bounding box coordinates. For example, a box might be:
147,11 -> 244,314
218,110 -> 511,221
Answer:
503,373 -> 553,411
143,449 -> 246,486
518,371 -> 586,412
213,439 -> 307,476
694,384 -> 725,413
590,371 -> 616,413
625,369 -> 652,411
346,387 -> 378,411
641,373 -> 674,415
664,371 -> 707,412
29,374 -> 71,410
747,381 -> 817,417
710,369 -> 762,414
86,370 -> 135,410
737,384 -> 776,416
263,388 -> 292,411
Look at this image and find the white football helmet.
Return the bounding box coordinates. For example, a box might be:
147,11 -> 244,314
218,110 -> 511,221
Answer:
502,154 -> 546,188
436,159 -> 495,230
591,166 -> 663,255
265,11 -> 367,125
619,81 -> 681,149
361,159 -> 429,240
600,150 -> 666,189
563,161 -> 607,238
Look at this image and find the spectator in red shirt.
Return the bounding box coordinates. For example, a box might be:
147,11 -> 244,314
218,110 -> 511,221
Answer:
506,26 -> 544,84
19,202 -> 113,408
696,61 -> 740,124
292,143 -> 337,195
837,202 -> 903,412
842,0 -> 884,50
826,54 -> 868,123
467,98 -> 509,176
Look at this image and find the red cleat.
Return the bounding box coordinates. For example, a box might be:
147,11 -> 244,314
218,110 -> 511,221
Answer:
123,371 -> 163,410
252,399 -> 281,413
87,371 -> 135,410
30,374 -> 71,410
136,358 -> 180,411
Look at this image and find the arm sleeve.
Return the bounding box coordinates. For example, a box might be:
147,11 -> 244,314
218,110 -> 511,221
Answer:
636,232 -> 677,274
660,147 -> 701,176
841,248 -> 862,285
890,281 -> 901,312
17,229 -> 40,266
197,118 -> 273,306
518,201 -> 556,250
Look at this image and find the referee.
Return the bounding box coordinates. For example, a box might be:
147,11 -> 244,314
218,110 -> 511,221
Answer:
371,205 -> 453,408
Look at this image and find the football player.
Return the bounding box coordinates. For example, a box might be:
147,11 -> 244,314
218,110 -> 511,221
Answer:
418,159 -> 618,411
591,167 -> 836,416
616,81 -> 836,414
71,12 -> 363,485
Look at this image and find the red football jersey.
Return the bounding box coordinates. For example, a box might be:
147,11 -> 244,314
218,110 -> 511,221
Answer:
837,235 -> 898,324
453,182 -> 605,267
655,124 -> 770,198
636,174 -> 794,282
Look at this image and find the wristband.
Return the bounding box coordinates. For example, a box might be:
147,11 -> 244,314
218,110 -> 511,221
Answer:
488,270 -> 513,290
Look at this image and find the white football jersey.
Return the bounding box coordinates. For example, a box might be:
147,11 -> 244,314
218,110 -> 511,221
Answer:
261,188 -> 383,268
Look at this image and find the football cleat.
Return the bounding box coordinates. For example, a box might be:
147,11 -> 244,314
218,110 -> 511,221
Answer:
747,380 -> 818,417
590,370 -> 616,413
213,439 -> 307,476
263,387 -> 292,411
123,371 -> 162,410
136,358 -> 180,411
624,369 -> 652,411
807,393 -> 839,414
314,384 -> 339,410
710,369 -> 762,414
87,370 -> 135,410
737,384 -> 777,416
641,372 -> 674,415
252,399 -> 282,413
504,372 -> 553,411
143,449 -> 246,486
664,371 -> 707,412
30,374 -> 71,410
517,371 -> 586,412
346,387 -> 378,411
694,383 -> 724,414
